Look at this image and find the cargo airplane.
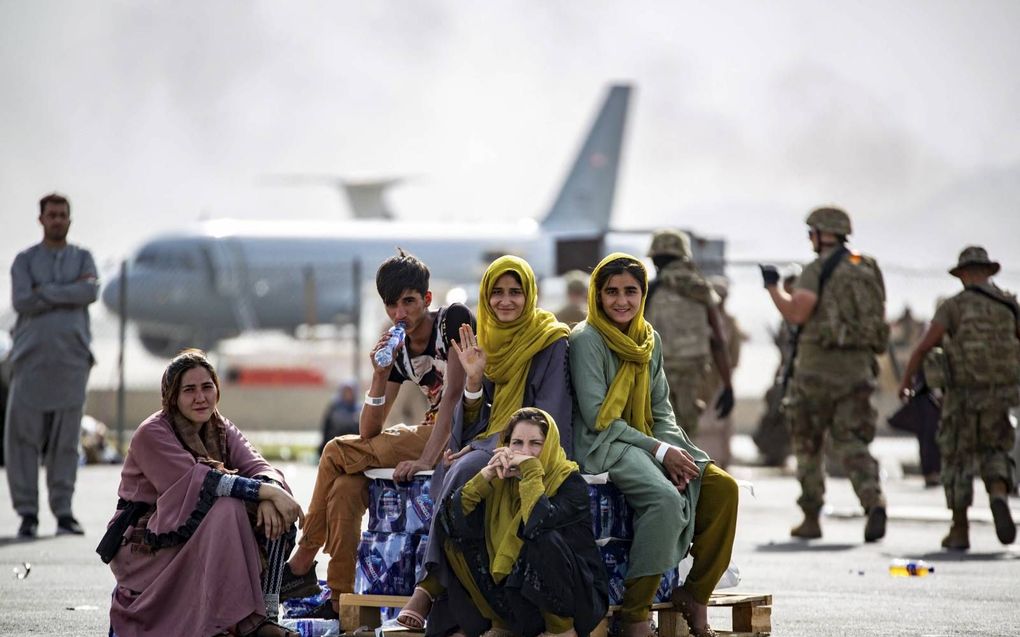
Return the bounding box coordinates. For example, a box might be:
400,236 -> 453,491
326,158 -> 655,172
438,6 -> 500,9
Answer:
102,84 -> 724,356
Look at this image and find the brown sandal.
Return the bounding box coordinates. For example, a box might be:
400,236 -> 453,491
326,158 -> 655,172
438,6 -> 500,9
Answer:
670,589 -> 716,637
618,619 -> 654,637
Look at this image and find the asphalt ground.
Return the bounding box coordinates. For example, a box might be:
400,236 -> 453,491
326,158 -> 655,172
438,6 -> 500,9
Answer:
1,438 -> 1018,636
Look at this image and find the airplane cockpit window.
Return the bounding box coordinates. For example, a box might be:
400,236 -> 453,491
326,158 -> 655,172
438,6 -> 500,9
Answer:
133,244 -> 198,270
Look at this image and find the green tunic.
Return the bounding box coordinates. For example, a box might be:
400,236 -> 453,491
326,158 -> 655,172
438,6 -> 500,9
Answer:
569,321 -> 710,578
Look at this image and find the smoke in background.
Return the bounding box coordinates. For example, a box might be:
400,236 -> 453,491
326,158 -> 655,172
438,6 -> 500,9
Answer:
2,0 -> 1018,391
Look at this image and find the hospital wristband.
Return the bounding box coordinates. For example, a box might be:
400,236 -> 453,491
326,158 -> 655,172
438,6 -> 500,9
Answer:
463,386 -> 484,400
364,392 -> 386,407
654,443 -> 670,464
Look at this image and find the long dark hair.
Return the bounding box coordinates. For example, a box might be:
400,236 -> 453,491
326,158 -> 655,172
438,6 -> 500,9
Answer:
160,349 -> 221,415
594,257 -> 647,297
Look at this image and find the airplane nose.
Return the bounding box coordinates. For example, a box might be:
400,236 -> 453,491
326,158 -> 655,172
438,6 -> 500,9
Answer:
101,276 -> 121,313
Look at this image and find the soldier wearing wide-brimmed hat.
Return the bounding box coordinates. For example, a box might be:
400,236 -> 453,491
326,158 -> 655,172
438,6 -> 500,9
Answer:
948,245 -> 1001,277
899,245 -> 1019,550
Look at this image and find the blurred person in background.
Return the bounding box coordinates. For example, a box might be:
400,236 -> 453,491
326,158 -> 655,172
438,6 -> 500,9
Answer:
554,269 -> 589,327
6,192 -> 98,538
319,381 -> 361,452
0,331 -> 11,468
645,229 -> 734,437
885,305 -> 941,488
695,276 -> 745,468
753,264 -> 800,467
898,246 -> 1018,550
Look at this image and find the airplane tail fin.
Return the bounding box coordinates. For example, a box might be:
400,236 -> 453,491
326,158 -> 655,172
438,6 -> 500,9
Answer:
541,84 -> 631,234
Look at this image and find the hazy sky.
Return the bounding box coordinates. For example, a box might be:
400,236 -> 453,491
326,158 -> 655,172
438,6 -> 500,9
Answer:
2,1 -> 1019,390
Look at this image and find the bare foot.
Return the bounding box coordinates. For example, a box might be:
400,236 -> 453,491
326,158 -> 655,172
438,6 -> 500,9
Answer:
288,545 -> 317,575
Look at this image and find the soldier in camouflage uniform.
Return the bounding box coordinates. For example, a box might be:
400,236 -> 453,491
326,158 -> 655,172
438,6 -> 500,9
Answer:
898,246 -> 1019,550
645,229 -> 735,436
695,276 -> 745,468
555,270 -> 589,327
760,207 -> 888,542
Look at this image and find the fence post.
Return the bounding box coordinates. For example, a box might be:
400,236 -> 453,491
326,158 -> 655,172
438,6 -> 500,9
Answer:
116,259 -> 127,455
352,258 -> 362,389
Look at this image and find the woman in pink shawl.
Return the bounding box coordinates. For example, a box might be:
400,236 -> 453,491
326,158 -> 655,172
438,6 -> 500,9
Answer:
100,350 -> 305,637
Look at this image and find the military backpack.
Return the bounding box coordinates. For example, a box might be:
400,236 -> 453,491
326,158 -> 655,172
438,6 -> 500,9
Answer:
646,268 -> 712,362
806,251 -> 890,353
944,288 -> 1020,387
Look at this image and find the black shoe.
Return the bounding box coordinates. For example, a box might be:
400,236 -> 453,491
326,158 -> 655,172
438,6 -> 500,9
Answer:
990,496 -> 1016,545
279,561 -> 321,600
17,515 -> 38,538
303,599 -> 339,620
864,506 -> 887,543
56,516 -> 85,536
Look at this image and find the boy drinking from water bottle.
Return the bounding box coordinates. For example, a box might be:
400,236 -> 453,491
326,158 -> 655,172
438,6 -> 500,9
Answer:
283,249 -> 474,615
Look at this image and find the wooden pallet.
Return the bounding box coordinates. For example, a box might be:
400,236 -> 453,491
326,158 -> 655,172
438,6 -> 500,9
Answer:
337,591 -> 771,637
594,593 -> 772,637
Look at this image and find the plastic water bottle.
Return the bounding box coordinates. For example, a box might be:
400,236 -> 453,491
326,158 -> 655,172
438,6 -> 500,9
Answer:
888,559 -> 934,577
374,322 -> 406,367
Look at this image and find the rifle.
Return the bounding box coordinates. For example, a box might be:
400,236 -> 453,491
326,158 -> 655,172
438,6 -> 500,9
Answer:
779,246 -> 848,392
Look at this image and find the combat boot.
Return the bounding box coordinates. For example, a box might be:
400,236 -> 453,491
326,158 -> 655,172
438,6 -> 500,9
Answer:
863,503 -> 887,543
790,514 -> 821,539
990,497 -> 1016,544
941,508 -> 970,551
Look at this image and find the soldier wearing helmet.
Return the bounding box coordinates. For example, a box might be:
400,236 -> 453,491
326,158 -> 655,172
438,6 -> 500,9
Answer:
898,246 -> 1019,550
645,229 -> 734,439
555,270 -> 589,327
760,206 -> 889,543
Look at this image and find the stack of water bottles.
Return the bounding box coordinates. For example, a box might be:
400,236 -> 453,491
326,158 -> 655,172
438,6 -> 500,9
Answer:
585,474 -> 679,605
353,470 -> 678,605
354,468 -> 434,596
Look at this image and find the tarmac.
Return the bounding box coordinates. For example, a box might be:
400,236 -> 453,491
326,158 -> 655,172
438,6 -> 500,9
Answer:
1,435 -> 1018,636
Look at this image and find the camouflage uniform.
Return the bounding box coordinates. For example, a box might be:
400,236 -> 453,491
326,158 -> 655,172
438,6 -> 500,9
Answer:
646,230 -> 719,437
784,221 -> 888,519
932,282 -> 1020,511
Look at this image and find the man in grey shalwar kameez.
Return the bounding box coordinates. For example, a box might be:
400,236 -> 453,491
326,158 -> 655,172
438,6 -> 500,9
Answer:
6,193 -> 98,538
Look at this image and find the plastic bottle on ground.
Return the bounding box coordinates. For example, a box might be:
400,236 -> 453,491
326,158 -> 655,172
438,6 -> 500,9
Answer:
888,559 -> 934,577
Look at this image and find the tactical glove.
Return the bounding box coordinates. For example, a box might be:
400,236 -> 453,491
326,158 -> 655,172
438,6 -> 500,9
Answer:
759,264 -> 780,288
715,385 -> 735,418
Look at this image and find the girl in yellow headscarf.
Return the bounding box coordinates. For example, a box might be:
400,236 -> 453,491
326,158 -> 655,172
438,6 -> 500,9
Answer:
569,253 -> 739,637
398,256 -> 573,633
440,408 -> 608,637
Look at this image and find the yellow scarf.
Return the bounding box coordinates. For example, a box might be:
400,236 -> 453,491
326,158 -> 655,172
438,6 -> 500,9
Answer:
477,255 -> 570,439
484,408 -> 578,581
586,253 -> 655,436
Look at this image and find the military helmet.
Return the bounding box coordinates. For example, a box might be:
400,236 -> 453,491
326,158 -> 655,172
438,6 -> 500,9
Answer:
563,269 -> 589,295
805,206 -> 852,235
648,228 -> 692,259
